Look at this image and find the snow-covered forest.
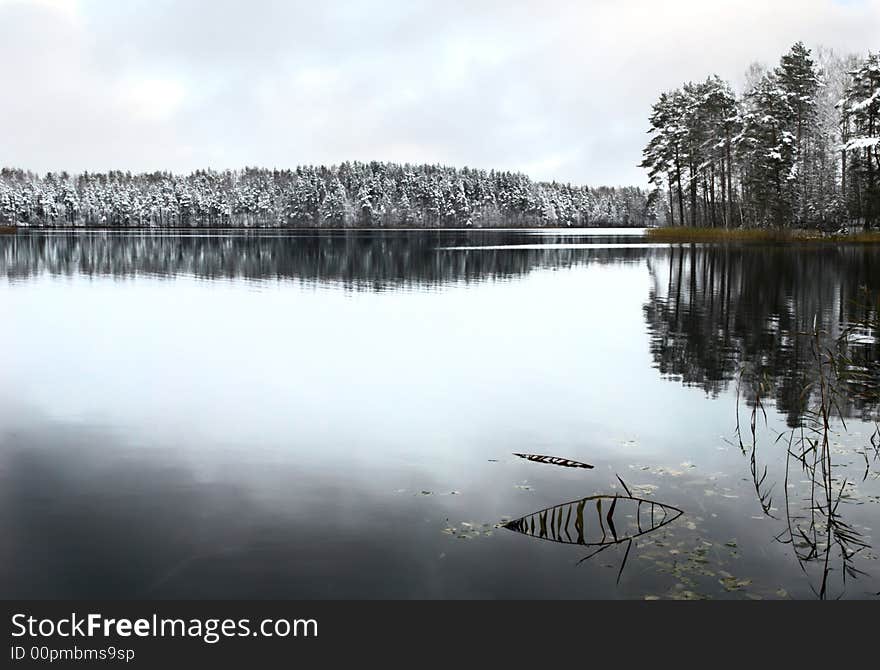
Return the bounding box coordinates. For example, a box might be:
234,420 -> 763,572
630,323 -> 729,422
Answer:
0,163 -> 653,228
642,43 -> 880,229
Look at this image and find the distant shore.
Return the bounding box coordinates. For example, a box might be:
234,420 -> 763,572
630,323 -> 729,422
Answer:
0,224 -> 642,233
0,164 -> 654,229
645,227 -> 880,244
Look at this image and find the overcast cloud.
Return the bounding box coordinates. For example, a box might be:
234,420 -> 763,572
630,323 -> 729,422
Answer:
1,0 -> 879,186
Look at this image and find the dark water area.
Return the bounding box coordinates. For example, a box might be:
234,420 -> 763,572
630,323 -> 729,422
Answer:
1,229 -> 878,599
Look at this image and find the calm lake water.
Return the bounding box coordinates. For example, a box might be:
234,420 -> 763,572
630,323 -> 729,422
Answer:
1,228 -> 878,599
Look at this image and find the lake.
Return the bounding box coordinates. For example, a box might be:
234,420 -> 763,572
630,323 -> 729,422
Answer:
1,228 -> 878,599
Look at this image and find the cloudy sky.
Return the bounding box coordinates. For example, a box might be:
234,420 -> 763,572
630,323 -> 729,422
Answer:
1,0 -> 878,186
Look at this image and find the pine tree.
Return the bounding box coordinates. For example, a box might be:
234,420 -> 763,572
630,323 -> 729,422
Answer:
776,42 -> 821,224
737,72 -> 796,226
842,53 -> 880,228
641,91 -> 687,227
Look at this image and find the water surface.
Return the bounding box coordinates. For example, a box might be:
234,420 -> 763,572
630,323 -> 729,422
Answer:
1,229 -> 878,599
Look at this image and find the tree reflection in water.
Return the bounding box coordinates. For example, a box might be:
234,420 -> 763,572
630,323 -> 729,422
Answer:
645,243 -> 880,598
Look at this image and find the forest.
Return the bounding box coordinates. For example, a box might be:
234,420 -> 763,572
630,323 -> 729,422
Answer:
641,43 -> 880,229
0,163 -> 653,228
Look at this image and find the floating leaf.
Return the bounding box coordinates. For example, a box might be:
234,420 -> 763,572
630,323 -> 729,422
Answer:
629,483 -> 659,497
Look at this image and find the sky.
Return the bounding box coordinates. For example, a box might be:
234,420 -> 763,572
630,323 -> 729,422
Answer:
1,0 -> 878,187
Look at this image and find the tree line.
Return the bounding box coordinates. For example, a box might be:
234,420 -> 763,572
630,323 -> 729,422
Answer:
0,162 -> 654,228
641,43 -> 880,229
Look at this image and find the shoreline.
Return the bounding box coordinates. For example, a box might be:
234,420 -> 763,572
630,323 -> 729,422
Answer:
0,224 -> 644,233
5,224 -> 879,243
645,227 -> 880,244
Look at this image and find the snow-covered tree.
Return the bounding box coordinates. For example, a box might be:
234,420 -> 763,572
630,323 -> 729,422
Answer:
842,52 -> 880,228
643,42 -> 877,230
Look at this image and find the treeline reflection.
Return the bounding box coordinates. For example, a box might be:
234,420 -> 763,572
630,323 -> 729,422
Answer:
644,244 -> 880,425
0,230 -> 648,289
